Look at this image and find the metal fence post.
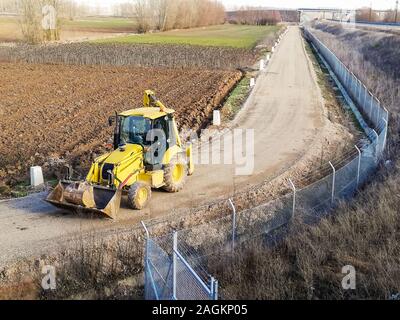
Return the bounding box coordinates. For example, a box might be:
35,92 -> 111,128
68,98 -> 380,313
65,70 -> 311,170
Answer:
351,73 -> 355,97
329,161 -> 336,204
141,221 -> 149,299
142,221 -> 160,300
213,279 -> 219,300
363,85 -> 367,112
382,118 -> 388,151
355,145 -> 361,187
384,106 -> 389,123
375,98 -> 381,127
173,231 -> 178,300
372,129 -> 379,161
369,92 -> 374,121
288,179 -> 296,217
208,277 -> 218,300
228,198 -> 236,253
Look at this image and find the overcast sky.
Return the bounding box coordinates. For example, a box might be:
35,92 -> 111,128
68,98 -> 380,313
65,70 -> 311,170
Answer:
84,0 -> 398,11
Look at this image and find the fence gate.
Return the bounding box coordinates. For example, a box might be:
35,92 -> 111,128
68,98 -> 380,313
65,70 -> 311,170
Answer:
144,231 -> 218,300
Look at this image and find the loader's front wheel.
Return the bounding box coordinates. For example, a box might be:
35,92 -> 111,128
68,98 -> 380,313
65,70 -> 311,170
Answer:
163,155 -> 187,193
128,183 -> 151,210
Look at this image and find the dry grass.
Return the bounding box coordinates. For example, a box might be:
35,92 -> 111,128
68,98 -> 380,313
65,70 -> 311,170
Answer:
0,231 -> 146,300
207,165 -> 400,299
204,24 -> 400,300
39,232 -> 145,300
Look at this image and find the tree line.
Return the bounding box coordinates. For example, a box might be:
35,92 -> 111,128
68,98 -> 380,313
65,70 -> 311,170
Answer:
227,7 -> 282,26
2,0 -> 225,43
356,7 -> 399,23
114,0 -> 225,33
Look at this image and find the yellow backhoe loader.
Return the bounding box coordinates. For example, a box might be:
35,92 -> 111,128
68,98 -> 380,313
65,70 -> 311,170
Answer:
46,90 -> 194,219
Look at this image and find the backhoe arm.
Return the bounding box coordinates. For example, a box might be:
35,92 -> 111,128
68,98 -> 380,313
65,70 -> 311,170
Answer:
143,90 -> 167,112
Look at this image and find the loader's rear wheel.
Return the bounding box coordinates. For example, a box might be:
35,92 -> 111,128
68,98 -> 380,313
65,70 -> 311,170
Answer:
163,155 -> 187,193
128,183 -> 151,210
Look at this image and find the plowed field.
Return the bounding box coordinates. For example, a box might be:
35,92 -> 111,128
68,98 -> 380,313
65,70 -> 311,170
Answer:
0,62 -> 241,185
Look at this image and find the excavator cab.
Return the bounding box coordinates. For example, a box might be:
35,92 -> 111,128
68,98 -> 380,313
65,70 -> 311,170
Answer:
46,90 -> 194,219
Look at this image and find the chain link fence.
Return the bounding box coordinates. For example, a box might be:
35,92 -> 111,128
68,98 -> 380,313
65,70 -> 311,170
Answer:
143,27 -> 389,300
143,226 -> 218,300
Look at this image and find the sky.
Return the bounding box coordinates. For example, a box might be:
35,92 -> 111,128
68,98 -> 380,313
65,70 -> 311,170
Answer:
83,0 -> 398,12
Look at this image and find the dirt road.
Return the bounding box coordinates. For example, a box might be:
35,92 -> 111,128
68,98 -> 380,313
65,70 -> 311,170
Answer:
0,27 -> 325,265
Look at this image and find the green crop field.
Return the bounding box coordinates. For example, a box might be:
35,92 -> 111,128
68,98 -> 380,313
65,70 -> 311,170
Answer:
63,17 -> 135,30
94,24 -> 280,48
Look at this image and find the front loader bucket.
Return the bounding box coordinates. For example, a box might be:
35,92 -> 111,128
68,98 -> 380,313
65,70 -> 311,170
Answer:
45,181 -> 122,219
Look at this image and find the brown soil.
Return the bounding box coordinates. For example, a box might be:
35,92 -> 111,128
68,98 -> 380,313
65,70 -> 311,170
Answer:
0,62 -> 241,186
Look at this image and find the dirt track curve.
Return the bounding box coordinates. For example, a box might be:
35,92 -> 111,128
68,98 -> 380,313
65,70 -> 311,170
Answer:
0,27 -> 325,265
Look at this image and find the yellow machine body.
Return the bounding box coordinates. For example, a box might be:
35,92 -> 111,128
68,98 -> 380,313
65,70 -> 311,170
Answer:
46,90 -> 194,219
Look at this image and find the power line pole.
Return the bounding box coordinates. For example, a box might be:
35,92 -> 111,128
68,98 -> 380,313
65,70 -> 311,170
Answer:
395,0 -> 399,23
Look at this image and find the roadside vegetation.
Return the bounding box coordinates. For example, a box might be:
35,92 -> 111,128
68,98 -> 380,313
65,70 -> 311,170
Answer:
0,231 -> 145,300
220,76 -> 251,121
207,177 -> 400,299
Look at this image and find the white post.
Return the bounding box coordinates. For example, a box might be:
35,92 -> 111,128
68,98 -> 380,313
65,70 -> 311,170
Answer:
30,166 -> 44,187
288,178 -> 296,217
213,110 -> 221,126
259,59 -> 265,71
355,145 -> 361,187
250,78 -> 255,88
172,231 -> 178,300
329,161 -> 336,204
266,54 -> 271,61
228,198 -> 236,253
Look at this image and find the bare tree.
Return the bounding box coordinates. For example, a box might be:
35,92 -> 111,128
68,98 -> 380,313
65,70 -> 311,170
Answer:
0,0 -> 19,13
232,7 -> 281,25
18,0 -> 64,44
18,0 -> 42,43
356,7 -> 379,22
134,0 -> 150,33
132,0 -> 225,33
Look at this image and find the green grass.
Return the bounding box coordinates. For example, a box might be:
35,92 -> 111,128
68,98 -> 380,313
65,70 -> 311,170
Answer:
94,24 -> 280,48
221,76 -> 250,120
62,17 -> 135,30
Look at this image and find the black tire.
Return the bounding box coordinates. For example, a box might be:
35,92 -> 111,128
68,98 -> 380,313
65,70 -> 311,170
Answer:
127,182 -> 151,210
163,154 -> 187,193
